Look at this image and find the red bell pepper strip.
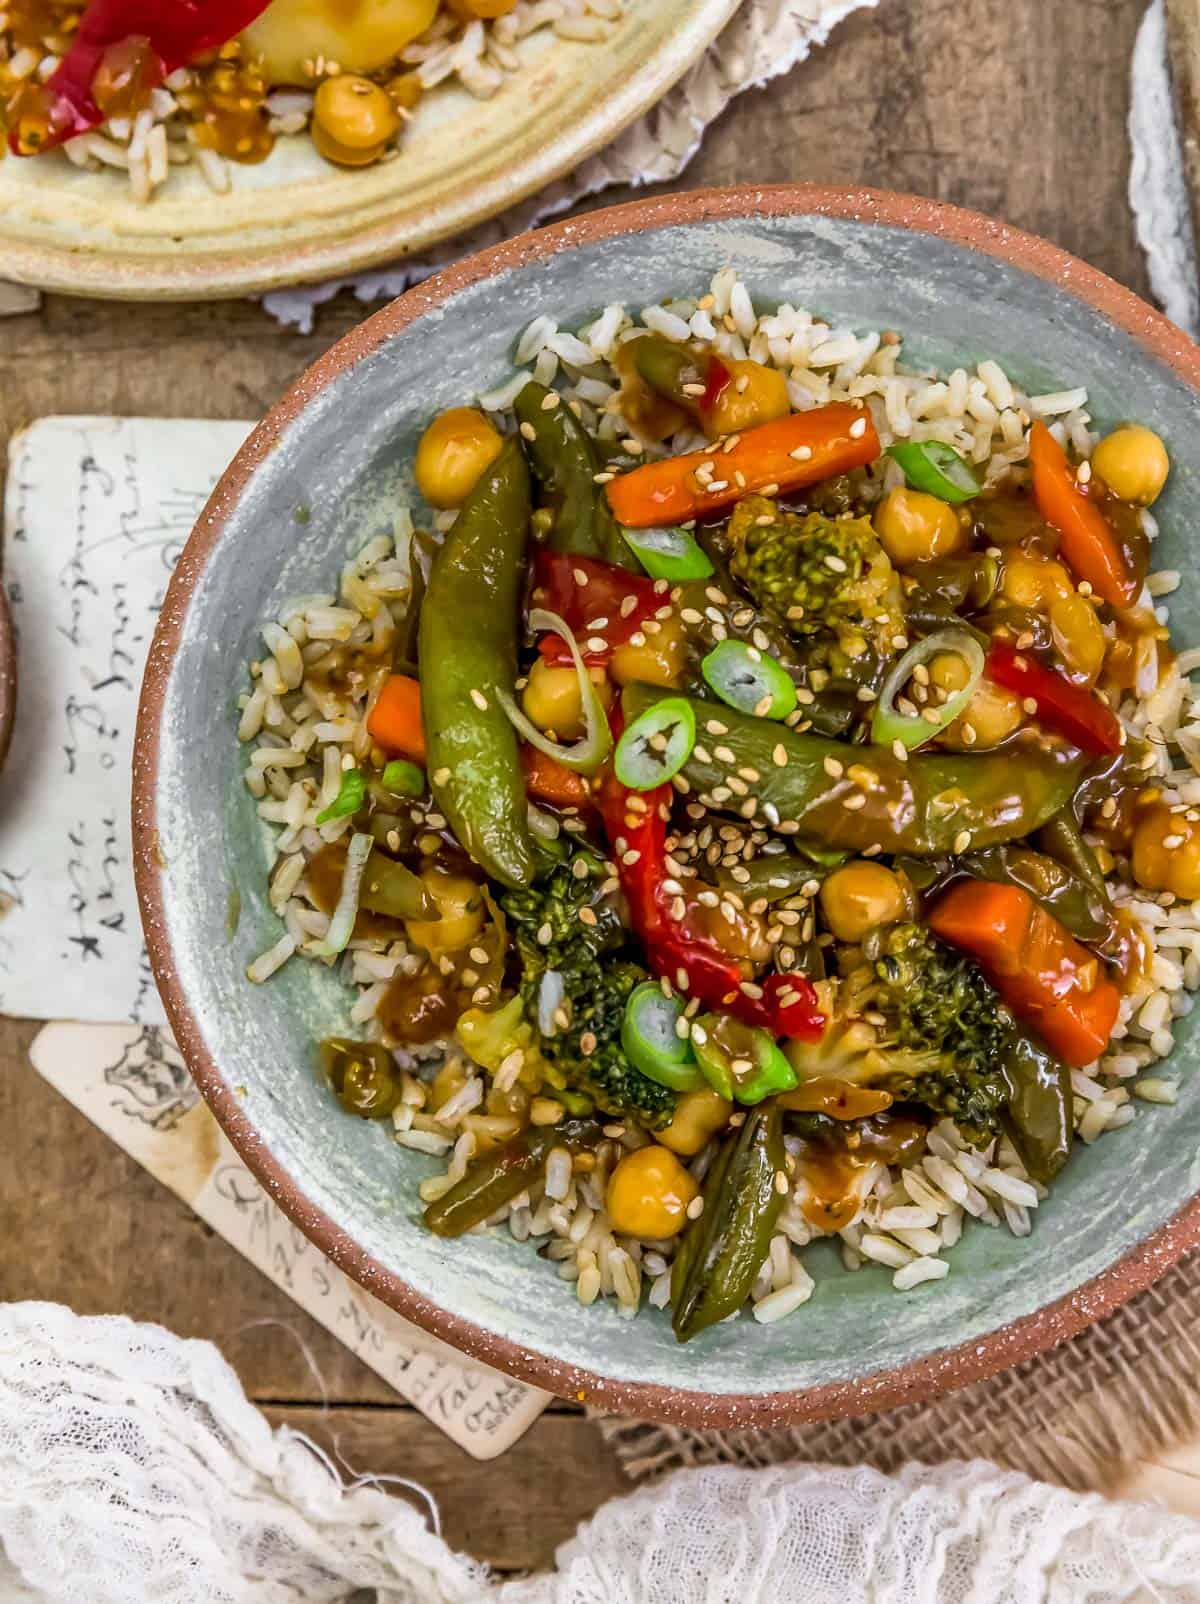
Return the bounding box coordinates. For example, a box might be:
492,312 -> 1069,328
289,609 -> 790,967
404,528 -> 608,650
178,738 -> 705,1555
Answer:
1027,421 -> 1140,609
520,745 -> 594,810
699,354 -> 732,417
533,551 -> 662,668
928,879 -> 1121,1068
985,640 -> 1122,756
596,765 -> 823,1040
7,0 -> 272,155
604,402 -> 881,528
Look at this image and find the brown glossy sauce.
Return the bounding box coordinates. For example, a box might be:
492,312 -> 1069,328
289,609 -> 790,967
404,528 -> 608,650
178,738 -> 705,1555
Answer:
1101,604 -> 1175,694
969,485 -> 1055,555
793,1113 -> 927,1232
306,840 -> 402,941
612,340 -> 689,444
90,34 -> 155,119
181,49 -> 273,163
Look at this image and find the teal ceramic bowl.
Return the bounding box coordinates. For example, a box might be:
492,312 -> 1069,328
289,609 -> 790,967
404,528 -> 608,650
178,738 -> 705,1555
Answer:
134,187 -> 1200,1425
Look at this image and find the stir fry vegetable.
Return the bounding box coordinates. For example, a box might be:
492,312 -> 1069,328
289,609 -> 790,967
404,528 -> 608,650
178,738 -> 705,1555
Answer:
419,439 -> 538,889
605,403 -> 881,527
245,298 -> 1190,1346
623,685 -> 1086,857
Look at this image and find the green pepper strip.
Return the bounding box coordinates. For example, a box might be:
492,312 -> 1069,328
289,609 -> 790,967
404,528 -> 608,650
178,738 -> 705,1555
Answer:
513,381 -> 636,569
998,1028 -> 1072,1185
623,684 -> 1086,858
633,334 -> 707,417
671,1102 -> 787,1342
420,439 -> 538,889
424,1117 -> 603,1237
706,854 -> 829,904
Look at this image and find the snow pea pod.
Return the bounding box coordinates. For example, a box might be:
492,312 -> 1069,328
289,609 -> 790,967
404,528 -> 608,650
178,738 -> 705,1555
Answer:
999,1028 -> 1072,1185
420,439 -> 538,889
622,683 -> 1084,859
671,1101 -> 786,1342
513,381 -> 636,569
622,685 -> 1086,858
424,1117 -> 603,1237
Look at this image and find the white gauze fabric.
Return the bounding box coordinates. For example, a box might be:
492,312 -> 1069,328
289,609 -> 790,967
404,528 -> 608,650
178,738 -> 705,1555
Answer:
5,1303 -> 1200,1603
1128,0 -> 1200,337
262,0 -> 878,333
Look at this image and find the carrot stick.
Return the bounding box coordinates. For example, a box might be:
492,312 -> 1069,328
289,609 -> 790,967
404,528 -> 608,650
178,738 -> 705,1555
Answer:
604,403 -> 881,528
520,745 -> 592,809
366,674 -> 426,762
1028,421 -> 1138,608
928,879 -> 1120,1068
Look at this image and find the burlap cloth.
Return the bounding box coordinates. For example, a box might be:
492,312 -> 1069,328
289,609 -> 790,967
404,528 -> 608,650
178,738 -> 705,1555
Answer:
599,1247 -> 1200,1493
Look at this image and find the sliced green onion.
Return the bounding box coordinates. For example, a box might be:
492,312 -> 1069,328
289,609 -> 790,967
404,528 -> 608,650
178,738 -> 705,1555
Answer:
316,766 -> 367,825
887,441 -> 981,503
311,832 -> 374,957
497,608 -> 613,775
871,628 -> 986,751
701,639 -> 797,720
614,696 -> 696,791
381,759 -> 425,797
622,525 -> 714,582
621,982 -> 705,1091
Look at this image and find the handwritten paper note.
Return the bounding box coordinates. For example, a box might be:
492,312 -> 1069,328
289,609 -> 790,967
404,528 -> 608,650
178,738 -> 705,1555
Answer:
1,416 -> 253,1022
31,1019 -> 549,1457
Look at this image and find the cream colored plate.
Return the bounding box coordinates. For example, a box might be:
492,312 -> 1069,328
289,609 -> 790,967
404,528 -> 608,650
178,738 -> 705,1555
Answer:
0,0 -> 740,300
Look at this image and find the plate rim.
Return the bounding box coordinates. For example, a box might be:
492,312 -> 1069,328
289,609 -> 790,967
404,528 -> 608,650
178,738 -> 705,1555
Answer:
134,184 -> 1200,1426
0,0 -> 742,301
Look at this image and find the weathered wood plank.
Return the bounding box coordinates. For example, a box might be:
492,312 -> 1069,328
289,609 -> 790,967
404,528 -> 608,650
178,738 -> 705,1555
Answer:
1167,0 -> 1200,261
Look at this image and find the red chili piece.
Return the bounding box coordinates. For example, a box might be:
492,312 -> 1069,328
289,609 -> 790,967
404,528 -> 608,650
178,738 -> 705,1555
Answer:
596,767 -> 823,1041
699,354 -> 732,416
8,0 -> 272,154
985,640 -> 1122,756
534,551 -> 661,667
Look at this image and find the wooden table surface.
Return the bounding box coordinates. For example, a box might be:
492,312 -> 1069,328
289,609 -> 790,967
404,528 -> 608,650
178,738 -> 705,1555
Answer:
0,0 -> 1157,1576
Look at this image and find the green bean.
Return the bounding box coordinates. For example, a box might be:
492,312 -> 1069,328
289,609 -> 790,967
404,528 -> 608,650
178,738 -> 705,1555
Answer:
671,1103 -> 786,1342
999,1029 -> 1072,1185
513,381 -> 635,569
420,439 -> 538,889
423,1118 -> 602,1237
623,685 -> 1086,858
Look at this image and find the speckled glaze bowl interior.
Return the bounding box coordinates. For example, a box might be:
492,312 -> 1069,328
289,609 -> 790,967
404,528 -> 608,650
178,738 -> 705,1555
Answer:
134,188 -> 1200,1426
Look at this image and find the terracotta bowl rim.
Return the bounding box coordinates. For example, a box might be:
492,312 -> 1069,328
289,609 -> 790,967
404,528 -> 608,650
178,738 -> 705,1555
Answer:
133,184 -> 1200,1427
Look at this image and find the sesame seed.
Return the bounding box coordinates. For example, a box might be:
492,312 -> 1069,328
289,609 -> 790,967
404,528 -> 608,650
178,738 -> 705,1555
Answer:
470,688 -> 489,711
707,479 -> 729,493
714,745 -> 737,764
622,849 -> 641,866
1022,697 -> 1039,715
578,906 -> 598,927
961,723 -> 978,746
593,470 -> 615,484
1164,833 -> 1185,849
826,555 -> 848,573
586,636 -> 607,654
953,830 -> 971,853
682,381 -> 707,396
891,740 -> 908,762
772,744 -> 788,767
823,756 -> 844,777
844,794 -> 867,811
579,1031 -> 598,1056
540,390 -> 561,410
472,986 -> 492,1005
1078,580 -> 1094,597
676,967 -> 690,991
849,417 -> 868,438
536,922 -> 553,945
789,445 -> 814,461
774,1170 -> 790,1195
1077,459 -> 1092,485
519,421 -> 537,440
686,1195 -> 705,1219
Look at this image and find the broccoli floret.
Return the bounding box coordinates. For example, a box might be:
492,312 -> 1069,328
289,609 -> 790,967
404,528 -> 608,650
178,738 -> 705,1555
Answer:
499,852 -> 676,1129
867,923 -> 1012,1144
728,495 -> 902,658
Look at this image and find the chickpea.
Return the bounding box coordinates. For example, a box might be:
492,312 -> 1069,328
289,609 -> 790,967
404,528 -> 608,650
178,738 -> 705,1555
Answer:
1131,802 -> 1200,900
311,75 -> 401,168
941,679 -> 1024,750
1049,593 -> 1106,685
707,359 -> 790,436
819,862 -> 911,943
610,612 -> 686,687
657,1087 -> 733,1157
405,868 -> 485,954
414,407 -> 504,509
928,650 -> 971,695
520,658 -> 610,737
873,487 -> 966,566
1092,425 -> 1170,507
1000,554 -> 1073,610
605,1144 -> 698,1239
